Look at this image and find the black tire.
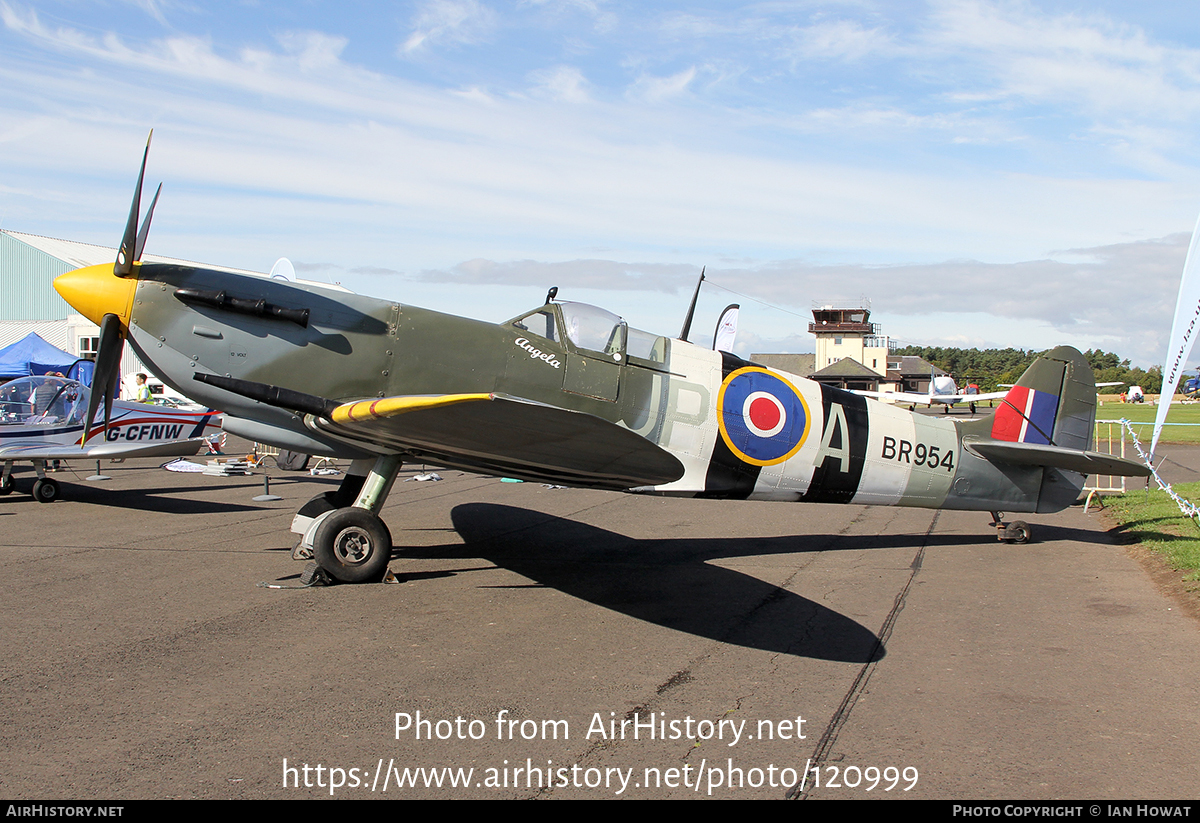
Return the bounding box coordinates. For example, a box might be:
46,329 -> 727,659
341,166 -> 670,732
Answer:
1005,521 -> 1031,544
32,477 -> 60,504
313,508 -> 393,583
0,474 -> 13,495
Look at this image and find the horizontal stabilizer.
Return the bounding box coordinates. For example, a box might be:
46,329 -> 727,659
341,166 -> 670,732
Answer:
964,438 -> 1150,477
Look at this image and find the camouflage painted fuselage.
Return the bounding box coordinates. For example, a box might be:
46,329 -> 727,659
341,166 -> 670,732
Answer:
124,263 -> 1089,515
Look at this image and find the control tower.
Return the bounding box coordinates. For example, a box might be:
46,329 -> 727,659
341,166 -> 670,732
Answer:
809,302 -> 894,375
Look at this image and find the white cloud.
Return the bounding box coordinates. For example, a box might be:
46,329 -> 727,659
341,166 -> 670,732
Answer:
274,31 -> 348,71
522,0 -> 618,32
528,64 -> 591,102
925,0 -> 1200,118
412,233 -> 1189,365
785,19 -> 893,63
628,66 -> 695,103
401,0 -> 497,55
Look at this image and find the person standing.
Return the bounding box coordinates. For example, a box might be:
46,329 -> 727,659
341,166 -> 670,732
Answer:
134,373 -> 152,403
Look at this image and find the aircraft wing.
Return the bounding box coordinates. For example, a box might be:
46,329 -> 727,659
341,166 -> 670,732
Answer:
958,390 -> 1008,402
312,392 -> 686,489
0,439 -> 210,462
854,389 -> 1007,404
852,390 -> 933,404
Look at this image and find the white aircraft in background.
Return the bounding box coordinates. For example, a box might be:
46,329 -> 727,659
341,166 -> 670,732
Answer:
0,374 -> 222,502
855,375 -> 1008,414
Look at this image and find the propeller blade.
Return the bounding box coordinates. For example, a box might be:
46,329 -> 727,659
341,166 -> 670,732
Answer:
83,314 -> 124,444
101,355 -> 121,438
115,130 -> 152,277
133,182 -> 161,262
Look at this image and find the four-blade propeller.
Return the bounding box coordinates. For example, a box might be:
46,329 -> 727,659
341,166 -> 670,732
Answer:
82,130 -> 158,444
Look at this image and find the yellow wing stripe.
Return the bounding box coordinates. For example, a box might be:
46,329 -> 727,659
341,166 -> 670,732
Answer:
331,393 -> 493,424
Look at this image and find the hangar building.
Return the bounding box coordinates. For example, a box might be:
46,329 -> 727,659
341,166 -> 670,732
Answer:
0,229 -> 259,396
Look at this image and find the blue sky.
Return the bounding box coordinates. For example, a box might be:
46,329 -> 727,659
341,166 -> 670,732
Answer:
4,1 -> 1200,365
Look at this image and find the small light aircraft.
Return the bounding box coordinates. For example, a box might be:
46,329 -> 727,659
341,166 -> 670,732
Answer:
51,135 -> 1151,581
855,374 -> 1008,414
0,373 -> 222,502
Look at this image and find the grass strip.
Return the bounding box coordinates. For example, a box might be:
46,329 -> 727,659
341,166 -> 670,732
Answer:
1104,481 -> 1200,580
1095,402 -> 1200,444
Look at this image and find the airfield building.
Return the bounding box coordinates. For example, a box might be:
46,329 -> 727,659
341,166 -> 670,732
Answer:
0,229 -> 261,394
752,301 -> 943,393
809,303 -> 894,374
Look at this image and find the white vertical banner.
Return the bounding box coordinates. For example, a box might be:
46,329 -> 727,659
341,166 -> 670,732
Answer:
713,304 -> 739,353
1152,210 -> 1200,459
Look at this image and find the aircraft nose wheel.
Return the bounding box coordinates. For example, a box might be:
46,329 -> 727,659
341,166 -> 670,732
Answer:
0,474 -> 14,495
32,477 -> 60,503
312,508 -> 393,583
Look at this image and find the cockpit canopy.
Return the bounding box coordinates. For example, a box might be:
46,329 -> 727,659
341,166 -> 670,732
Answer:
508,300 -> 667,363
0,375 -> 89,427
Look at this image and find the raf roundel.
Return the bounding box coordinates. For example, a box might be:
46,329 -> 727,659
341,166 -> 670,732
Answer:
717,367 -> 811,466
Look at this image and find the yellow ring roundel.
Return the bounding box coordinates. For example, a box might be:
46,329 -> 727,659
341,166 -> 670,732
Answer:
716,367 -> 811,466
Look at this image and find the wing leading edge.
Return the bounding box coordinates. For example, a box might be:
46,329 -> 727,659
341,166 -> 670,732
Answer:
315,392 -> 685,489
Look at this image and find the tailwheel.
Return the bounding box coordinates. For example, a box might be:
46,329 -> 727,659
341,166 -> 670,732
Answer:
1004,521 -> 1031,544
32,477 -> 60,503
313,507 -> 393,583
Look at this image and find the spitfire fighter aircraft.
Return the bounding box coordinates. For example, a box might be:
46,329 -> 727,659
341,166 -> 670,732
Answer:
51,136 -> 1151,582
0,373 -> 222,502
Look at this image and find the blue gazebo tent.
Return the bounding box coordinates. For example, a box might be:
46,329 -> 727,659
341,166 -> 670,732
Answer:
0,333 -> 78,379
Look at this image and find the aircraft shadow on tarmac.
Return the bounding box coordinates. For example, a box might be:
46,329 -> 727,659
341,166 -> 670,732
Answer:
428,503 -> 897,663
430,504 -> 1121,662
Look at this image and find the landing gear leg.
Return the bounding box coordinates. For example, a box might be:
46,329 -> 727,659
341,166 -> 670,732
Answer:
290,461 -> 370,559
989,511 -> 1032,544
312,454 -> 402,583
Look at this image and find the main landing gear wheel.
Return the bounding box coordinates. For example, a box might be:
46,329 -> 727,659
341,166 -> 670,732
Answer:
32,477 -> 60,503
312,508 -> 393,583
0,474 -> 14,495
1004,521 -> 1031,544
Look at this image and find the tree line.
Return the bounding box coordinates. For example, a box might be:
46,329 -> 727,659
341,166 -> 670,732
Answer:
892,346 -> 1164,394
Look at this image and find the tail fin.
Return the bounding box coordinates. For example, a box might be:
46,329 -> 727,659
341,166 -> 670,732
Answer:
985,346 -> 1095,451
962,347 -> 1104,513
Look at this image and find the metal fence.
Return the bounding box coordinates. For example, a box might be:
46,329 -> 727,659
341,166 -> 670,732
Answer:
1085,420 -> 1131,503
1086,420 -> 1200,519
